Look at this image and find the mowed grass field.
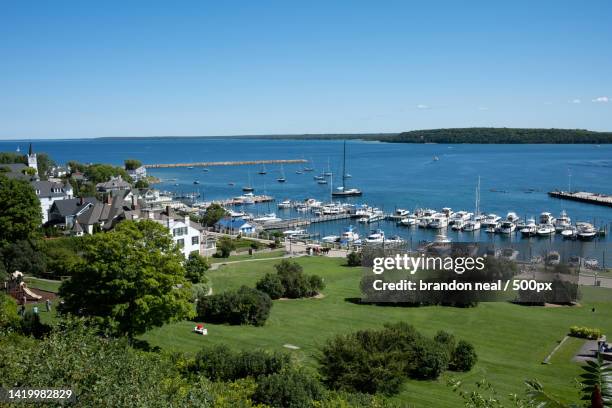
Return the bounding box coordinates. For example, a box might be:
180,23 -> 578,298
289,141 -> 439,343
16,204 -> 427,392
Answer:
141,256 -> 612,407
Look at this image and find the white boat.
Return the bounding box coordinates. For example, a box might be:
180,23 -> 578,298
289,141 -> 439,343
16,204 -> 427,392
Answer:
321,204 -> 344,215
428,213 -> 449,229
450,211 -> 472,224
506,212 -> 520,223
340,225 -> 360,242
322,235 -> 339,243
399,215 -> 417,226
441,207 -> 454,218
519,218 -> 537,236
463,219 -> 481,231
451,219 -> 465,231
482,214 -> 501,228
486,223 -> 499,233
539,212 -> 556,225
317,179 -> 328,184
536,224 -> 555,236
433,233 -> 451,243
277,164 -> 286,183
561,228 -> 577,239
364,229 -> 385,243
498,220 -> 516,234
395,209 -> 410,217
241,192 -> 255,205
554,210 -> 571,232
357,208 -> 384,223
385,235 -> 405,244
305,198 -> 322,208
277,200 -> 291,209
253,213 -> 280,222
463,177 -> 482,232
418,216 -> 433,228
283,228 -> 306,236
576,222 -> 597,240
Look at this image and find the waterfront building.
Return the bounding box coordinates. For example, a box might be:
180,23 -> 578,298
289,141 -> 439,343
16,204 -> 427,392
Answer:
215,217 -> 256,235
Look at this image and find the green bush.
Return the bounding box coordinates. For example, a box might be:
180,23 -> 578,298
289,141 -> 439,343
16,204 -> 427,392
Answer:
407,338 -> 450,380
253,369 -> 325,408
192,344 -> 290,382
20,311 -> 51,339
569,326 -> 603,340
0,293 -> 20,331
255,260 -> 325,299
190,282 -> 210,302
256,273 -> 284,300
450,340 -> 478,372
184,252 -> 210,284
196,286 -> 272,326
346,251 -> 362,267
216,237 -> 236,258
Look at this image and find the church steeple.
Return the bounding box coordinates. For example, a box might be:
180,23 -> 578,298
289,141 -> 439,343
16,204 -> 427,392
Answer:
27,142 -> 38,175
28,143 -> 33,156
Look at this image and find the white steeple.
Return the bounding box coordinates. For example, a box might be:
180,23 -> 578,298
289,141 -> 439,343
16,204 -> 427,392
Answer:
27,143 -> 38,174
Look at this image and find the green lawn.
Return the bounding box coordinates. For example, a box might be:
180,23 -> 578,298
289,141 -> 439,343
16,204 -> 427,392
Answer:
23,276 -> 62,293
140,256 -> 612,407
209,249 -> 285,264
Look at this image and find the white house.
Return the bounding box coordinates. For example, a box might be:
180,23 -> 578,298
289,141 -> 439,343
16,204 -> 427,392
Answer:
127,165 -> 147,182
31,180 -> 74,224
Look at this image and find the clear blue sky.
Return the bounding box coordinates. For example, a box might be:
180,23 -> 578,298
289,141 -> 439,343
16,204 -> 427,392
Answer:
1,0 -> 610,139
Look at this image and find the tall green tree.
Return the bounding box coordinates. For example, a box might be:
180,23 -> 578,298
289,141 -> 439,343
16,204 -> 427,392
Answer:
202,203 -> 227,227
0,175 -> 41,247
59,220 -> 193,337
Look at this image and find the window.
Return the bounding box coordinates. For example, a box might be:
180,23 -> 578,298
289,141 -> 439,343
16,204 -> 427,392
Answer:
173,227 -> 188,236
176,238 -> 185,248
192,236 -> 199,245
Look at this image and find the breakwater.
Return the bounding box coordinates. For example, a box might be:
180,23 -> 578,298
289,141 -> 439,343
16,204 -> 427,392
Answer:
144,159 -> 307,169
548,191 -> 612,208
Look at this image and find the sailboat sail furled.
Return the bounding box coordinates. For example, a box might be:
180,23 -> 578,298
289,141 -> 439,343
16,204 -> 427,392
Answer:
332,140 -> 362,197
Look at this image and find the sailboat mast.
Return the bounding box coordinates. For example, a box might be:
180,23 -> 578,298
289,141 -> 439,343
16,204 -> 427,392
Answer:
476,176 -> 481,216
342,140 -> 346,190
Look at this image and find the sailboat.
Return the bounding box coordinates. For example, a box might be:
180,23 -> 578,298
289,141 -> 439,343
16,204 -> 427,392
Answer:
258,164 -> 267,175
303,158 -> 314,172
332,140 -> 362,197
463,177 -> 481,231
323,158 -> 333,177
16,145 -> 21,153
242,172 -> 255,192
277,164 -> 286,183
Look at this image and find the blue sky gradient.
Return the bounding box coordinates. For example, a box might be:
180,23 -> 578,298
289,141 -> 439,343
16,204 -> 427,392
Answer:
1,0 -> 610,139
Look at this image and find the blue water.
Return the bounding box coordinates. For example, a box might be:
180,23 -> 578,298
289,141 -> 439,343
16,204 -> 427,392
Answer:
3,139 -> 612,251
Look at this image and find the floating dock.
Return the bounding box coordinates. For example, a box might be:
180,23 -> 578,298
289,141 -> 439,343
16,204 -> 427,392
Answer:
548,191 -> 612,208
145,159 -> 307,169
256,213 -> 353,230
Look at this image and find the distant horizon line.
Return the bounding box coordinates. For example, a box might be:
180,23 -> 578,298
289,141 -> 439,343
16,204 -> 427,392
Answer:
1,126 -> 610,142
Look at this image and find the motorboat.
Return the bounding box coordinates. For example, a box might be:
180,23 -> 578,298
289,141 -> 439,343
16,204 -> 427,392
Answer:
539,212 -> 555,225
332,187 -> 362,197
241,192 -> 255,205
314,175 -> 325,181
364,229 -> 385,243
486,223 -> 499,233
277,200 -> 292,209
428,213 -> 449,229
519,218 -> 537,236
554,210 -> 571,232
283,228 -> 306,237
450,211 -> 472,225
463,219 -> 481,231
498,220 -> 516,234
441,207 -> 454,218
536,224 -> 555,236
357,208 -> 384,223
576,222 -> 597,240
482,214 -> 501,228
305,198 -> 322,208
340,225 -> 360,242
321,203 -> 344,215
395,209 -> 410,217
322,235 -> 339,243
399,215 -> 417,226
253,213 -> 280,223
561,227 -> 577,239
418,216 -> 433,228
385,235 -> 405,244
242,186 -> 254,192
451,219 -> 466,231
317,179 -> 328,184
506,212 -> 520,223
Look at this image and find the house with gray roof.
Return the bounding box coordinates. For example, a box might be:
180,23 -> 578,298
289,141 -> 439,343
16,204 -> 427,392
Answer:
32,180 -> 74,224
0,163 -> 37,181
48,197 -> 98,229
96,175 -> 131,193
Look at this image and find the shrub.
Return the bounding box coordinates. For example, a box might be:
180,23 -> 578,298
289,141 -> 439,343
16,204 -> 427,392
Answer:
434,330 -> 457,358
255,260 -> 325,299
197,286 -> 271,326
569,326 -> 602,340
190,282 -> 210,302
346,251 -> 362,267
253,369 -> 325,408
20,311 -> 51,339
450,340 -> 478,372
184,252 -> 210,283
217,237 -> 236,258
0,293 -> 20,331
256,273 -> 284,300
407,338 -> 449,380
191,344 -> 290,382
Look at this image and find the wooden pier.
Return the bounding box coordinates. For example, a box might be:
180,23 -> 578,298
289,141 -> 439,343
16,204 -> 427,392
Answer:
145,159 -> 307,169
257,213 -> 353,230
548,191 -> 612,208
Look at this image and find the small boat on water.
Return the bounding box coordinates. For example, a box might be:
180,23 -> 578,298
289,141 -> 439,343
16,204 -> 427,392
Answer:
498,220 -> 516,234
243,172 -> 255,192
258,164 -> 267,175
277,165 -> 286,183
202,168 -> 209,172
358,208 -> 384,223
429,214 -> 449,229
536,224 -> 555,236
317,179 -> 328,184
482,214 -> 501,228
506,212 -> 520,224
331,141 -> 362,197
295,170 -> 303,175
463,219 -> 481,231
433,156 -> 439,161
364,229 -> 385,243
187,166 -> 194,170
193,180 -> 200,185
253,212 -> 280,222
322,235 -> 340,244
228,182 -> 235,186
241,192 -> 255,204
399,215 -> 418,226
277,200 -> 291,209
519,218 -> 537,236
340,225 -> 360,243
561,227 -> 577,239
576,222 -> 597,240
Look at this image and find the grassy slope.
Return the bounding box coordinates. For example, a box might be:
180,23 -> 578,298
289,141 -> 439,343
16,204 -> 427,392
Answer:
209,250 -> 285,264
140,257 -> 612,407
23,277 -> 61,293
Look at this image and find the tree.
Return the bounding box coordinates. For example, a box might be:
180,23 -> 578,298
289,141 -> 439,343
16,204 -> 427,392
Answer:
217,237 -> 236,258
58,220 -> 193,337
196,286 -> 272,326
346,251 -> 362,267
135,179 -> 149,189
256,273 -> 284,300
124,159 -> 142,170
450,340 -> 478,372
253,369 -> 325,408
0,175 -> 42,246
35,153 -> 55,178
184,252 -> 210,283
202,203 -> 227,227
1,240 -> 47,277
0,293 -> 20,330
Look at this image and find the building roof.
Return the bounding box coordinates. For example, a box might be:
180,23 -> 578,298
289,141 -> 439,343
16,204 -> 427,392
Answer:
51,197 -> 98,218
0,163 -> 35,180
216,217 -> 252,229
96,175 -> 131,191
31,180 -> 72,198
